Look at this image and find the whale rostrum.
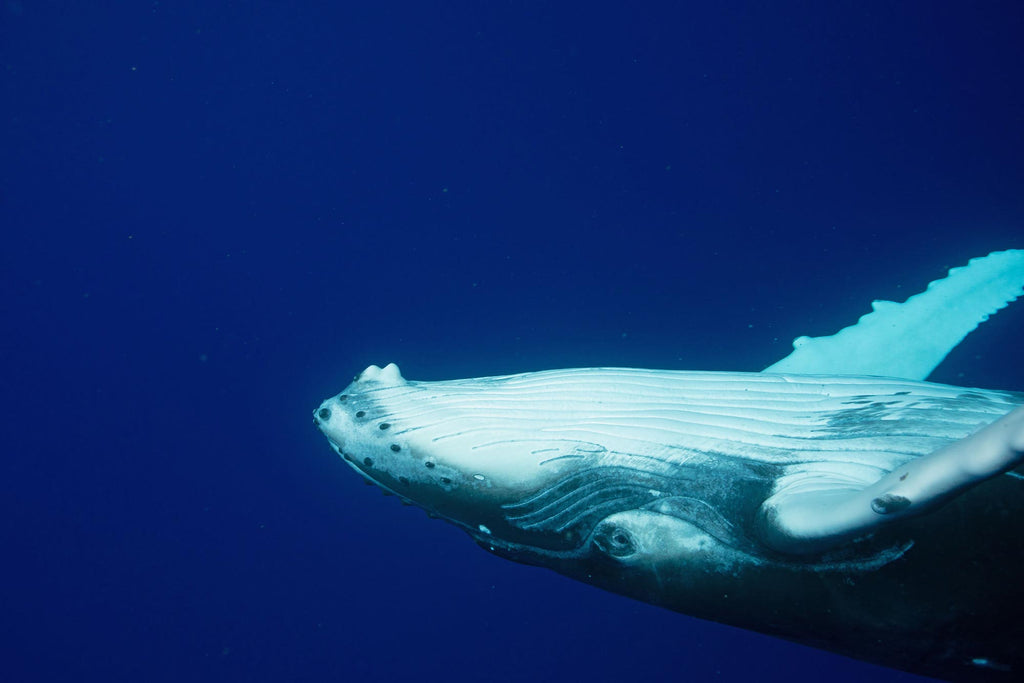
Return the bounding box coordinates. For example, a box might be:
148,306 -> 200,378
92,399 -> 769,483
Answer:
314,249 -> 1024,682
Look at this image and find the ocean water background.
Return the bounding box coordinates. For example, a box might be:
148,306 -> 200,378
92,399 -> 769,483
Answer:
2,2 -> 1022,682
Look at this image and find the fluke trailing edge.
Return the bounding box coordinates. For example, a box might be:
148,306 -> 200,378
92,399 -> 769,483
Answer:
313,249 -> 1024,682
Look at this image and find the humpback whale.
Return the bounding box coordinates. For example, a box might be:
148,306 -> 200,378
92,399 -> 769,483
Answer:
313,249 -> 1024,682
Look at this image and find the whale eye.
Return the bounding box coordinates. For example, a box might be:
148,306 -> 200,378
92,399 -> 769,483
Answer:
317,408 -> 331,420
593,523 -> 637,558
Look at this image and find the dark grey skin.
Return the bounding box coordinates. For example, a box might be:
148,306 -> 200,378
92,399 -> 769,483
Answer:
314,364 -> 1024,683
512,473 -> 1024,683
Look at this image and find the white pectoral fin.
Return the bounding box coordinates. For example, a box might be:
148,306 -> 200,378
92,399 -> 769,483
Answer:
764,249 -> 1024,379
759,406 -> 1024,555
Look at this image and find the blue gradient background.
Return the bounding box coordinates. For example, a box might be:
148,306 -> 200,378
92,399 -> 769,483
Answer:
2,2 -> 1022,682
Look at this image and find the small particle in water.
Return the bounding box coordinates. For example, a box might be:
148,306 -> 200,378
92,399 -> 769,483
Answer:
971,657 -> 1010,671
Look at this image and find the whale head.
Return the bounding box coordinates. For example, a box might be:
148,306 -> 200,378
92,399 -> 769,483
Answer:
313,363 -> 587,557
312,363 -> 763,575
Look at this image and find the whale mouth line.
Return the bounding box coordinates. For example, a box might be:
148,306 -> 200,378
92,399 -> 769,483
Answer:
493,459 -> 771,554
501,465 -> 687,532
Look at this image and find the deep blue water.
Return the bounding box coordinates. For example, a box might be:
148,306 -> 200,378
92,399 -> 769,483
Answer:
2,2 -> 1022,682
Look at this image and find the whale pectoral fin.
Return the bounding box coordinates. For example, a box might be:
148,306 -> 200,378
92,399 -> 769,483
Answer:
763,249 -> 1024,380
758,406 -> 1024,555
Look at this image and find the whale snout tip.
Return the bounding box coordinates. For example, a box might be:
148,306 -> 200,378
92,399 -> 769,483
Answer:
312,402 -> 334,428
313,396 -> 352,452
313,399 -> 340,431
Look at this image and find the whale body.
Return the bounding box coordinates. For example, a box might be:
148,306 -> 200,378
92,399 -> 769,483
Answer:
313,249 -> 1024,682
